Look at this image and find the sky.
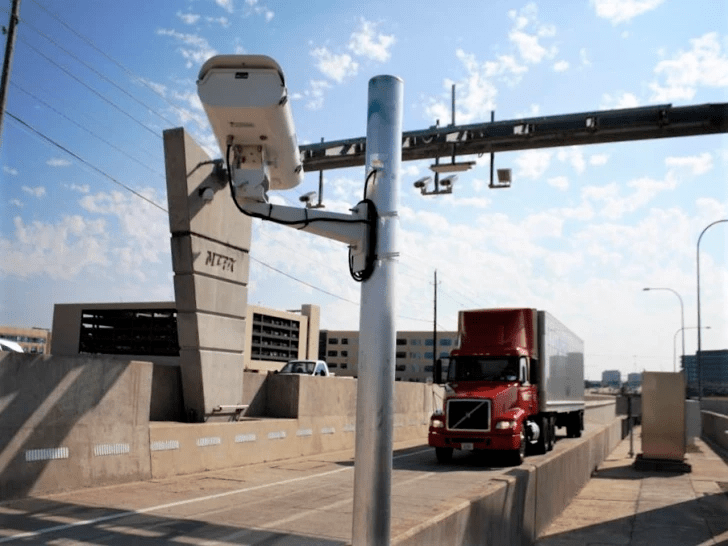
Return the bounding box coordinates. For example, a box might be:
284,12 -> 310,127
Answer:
0,0 -> 726,381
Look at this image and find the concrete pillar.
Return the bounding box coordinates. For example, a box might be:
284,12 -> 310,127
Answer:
301,304 -> 320,360
163,128 -> 252,422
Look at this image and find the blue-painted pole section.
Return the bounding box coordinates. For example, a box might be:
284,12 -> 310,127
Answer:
352,75 -> 403,546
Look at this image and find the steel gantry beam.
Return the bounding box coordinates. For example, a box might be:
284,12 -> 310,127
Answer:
299,102 -> 728,172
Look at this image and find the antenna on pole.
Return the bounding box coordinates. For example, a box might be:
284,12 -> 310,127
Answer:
433,269 -> 439,372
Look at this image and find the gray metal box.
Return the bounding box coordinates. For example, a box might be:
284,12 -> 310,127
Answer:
641,372 -> 686,461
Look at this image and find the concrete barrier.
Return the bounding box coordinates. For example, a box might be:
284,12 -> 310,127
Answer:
0,353 -> 153,500
702,411 -> 728,453
393,417 -> 625,546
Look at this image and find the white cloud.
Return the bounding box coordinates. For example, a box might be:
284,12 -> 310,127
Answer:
9,199 -> 22,208
22,185 -> 46,198
580,48 -> 591,67
47,158 -> 71,167
553,60 -> 569,72
649,33 -> 728,102
589,154 -> 610,166
548,176 -> 569,190
0,215 -> 109,279
665,152 -> 713,175
590,0 -> 664,24
3,166 -> 18,176
515,150 -> 553,180
157,28 -> 217,69
507,3 -> 557,64
216,0 -> 234,14
557,147 -> 586,174
176,12 -> 200,24
207,16 -> 230,27
245,0 -> 274,22
600,91 -> 640,109
348,19 -> 395,62
311,47 -> 359,83
582,174 -> 677,219
304,80 -> 331,110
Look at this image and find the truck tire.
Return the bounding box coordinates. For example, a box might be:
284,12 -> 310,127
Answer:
532,416 -> 548,455
510,429 -> 527,465
566,412 -> 582,438
547,416 -> 555,451
435,447 -> 453,463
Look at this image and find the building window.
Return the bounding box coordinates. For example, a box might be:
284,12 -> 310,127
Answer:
340,363 -> 348,369
425,339 -> 434,346
396,364 -> 406,372
340,350 -> 348,357
396,338 -> 407,346
329,338 -> 338,344
424,352 -> 434,360
329,363 -> 338,368
409,352 -> 421,359
425,365 -> 433,372
440,351 -> 449,358
440,338 -> 452,346
328,350 -> 338,357
412,364 -> 420,373
410,339 -> 421,346
396,351 -> 407,359
341,338 -> 348,345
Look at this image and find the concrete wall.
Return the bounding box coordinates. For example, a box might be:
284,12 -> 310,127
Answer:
0,353 -> 153,501
702,411 -> 728,453
702,398 -> 728,416
393,417 -> 625,546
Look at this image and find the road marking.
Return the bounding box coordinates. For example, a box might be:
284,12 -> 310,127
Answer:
0,447 -> 432,543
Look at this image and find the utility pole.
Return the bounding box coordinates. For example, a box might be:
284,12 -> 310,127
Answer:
0,0 -> 21,150
433,269 -> 438,375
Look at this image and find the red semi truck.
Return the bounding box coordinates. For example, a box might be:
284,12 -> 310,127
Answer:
428,308 -> 584,464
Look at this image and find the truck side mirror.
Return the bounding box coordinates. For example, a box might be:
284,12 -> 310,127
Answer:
519,356 -> 529,385
434,359 -> 442,384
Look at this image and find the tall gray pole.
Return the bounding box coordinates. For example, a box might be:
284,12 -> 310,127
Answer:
352,75 -> 402,546
0,0 -> 21,150
696,219 -> 728,400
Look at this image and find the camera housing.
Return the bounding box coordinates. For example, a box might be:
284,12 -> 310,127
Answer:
197,55 -> 303,193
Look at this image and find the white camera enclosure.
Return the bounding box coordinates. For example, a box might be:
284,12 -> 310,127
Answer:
197,55 -> 303,191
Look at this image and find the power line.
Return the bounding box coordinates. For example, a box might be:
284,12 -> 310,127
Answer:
19,37 -> 162,140
28,0 -> 192,119
19,16 -> 178,128
11,81 -> 165,177
6,111 -> 168,212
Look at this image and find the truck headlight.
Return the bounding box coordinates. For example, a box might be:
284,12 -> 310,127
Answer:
430,418 -> 445,428
496,420 -> 517,430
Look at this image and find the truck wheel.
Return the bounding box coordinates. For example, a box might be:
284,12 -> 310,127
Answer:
435,447 -> 453,463
546,417 -> 555,451
510,429 -> 526,465
566,413 -> 582,438
533,416 -> 548,455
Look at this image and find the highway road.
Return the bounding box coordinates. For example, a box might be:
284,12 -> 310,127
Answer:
0,428 -> 592,545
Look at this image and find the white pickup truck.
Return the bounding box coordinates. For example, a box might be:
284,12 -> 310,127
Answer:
277,359 -> 332,377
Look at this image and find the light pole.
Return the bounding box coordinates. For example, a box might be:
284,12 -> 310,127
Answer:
643,287 -> 685,372
697,219 -> 728,401
673,326 -> 710,373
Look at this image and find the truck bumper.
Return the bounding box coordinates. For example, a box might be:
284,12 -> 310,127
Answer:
428,430 -> 520,451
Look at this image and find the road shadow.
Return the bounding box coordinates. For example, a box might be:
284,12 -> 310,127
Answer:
536,491 -> 728,546
0,497 -> 348,545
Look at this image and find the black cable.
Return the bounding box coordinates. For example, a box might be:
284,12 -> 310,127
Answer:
225,144 -> 378,282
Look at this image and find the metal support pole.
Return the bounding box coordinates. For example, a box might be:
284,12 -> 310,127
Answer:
352,75 -> 402,546
697,219 -> 728,401
0,0 -> 21,150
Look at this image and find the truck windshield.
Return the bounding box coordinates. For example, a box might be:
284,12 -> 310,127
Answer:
280,361 -> 315,374
447,356 -> 519,382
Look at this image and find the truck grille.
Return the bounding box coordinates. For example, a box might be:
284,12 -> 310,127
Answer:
446,399 -> 491,432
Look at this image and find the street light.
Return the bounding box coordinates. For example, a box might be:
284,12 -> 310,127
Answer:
673,326 -> 710,373
696,219 -> 728,401
643,287 -> 685,372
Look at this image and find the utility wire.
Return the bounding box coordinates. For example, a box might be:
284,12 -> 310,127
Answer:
28,0 -> 193,119
6,111 -> 168,212
19,19 -> 179,128
19,37 -> 162,140
11,82 -> 165,177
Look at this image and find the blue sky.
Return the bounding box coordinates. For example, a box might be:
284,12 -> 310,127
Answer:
1,0 -> 726,380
